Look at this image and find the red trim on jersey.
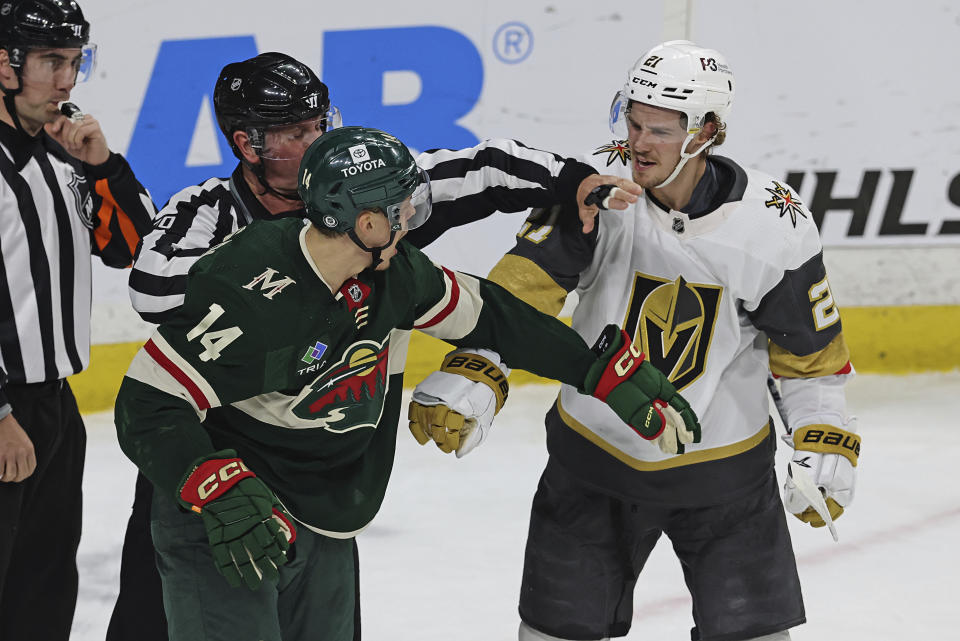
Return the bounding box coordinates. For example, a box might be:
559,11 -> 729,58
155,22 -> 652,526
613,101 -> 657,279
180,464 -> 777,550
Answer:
144,339 -> 211,410
834,361 -> 853,375
414,267 -> 461,330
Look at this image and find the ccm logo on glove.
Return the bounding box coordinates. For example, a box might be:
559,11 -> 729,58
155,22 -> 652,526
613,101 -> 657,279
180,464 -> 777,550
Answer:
180,457 -> 255,509
616,342 -> 642,377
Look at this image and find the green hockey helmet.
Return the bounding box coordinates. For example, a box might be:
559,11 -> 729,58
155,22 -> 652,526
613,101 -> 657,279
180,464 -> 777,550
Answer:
298,126 -> 432,234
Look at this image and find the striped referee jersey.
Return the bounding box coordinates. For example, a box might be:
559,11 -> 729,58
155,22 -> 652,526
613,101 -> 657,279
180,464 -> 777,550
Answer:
0,122 -> 155,396
129,138 -> 595,323
130,140 -> 596,323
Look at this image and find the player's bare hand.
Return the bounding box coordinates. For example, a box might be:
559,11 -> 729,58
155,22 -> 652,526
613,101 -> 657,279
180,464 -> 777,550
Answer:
45,113 -> 111,166
576,175 -> 642,234
0,413 -> 37,483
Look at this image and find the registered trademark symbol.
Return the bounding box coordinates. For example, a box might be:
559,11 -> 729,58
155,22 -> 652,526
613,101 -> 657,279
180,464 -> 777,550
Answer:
493,22 -> 533,64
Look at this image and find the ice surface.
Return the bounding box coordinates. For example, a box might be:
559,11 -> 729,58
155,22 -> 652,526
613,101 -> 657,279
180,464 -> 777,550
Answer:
72,373 -> 959,639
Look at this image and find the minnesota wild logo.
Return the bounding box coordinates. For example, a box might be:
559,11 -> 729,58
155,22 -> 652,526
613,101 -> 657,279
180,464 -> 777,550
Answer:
593,140 -> 631,167
293,338 -> 390,433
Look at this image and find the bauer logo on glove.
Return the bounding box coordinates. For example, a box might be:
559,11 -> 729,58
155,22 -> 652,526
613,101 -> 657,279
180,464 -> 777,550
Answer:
408,349 -> 511,458
783,422 -> 859,529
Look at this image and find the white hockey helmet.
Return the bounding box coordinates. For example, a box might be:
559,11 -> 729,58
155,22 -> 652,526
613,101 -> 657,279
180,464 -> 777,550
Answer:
610,40 -> 735,188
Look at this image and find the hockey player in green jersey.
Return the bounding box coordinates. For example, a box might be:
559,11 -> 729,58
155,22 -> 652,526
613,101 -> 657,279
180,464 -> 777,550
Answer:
113,126 -> 700,641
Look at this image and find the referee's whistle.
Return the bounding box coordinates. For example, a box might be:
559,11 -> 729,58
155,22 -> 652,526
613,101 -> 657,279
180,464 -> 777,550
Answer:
59,102 -> 84,122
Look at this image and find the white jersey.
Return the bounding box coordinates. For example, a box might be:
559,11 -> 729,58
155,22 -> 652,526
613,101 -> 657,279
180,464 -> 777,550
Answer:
489,141 -> 851,505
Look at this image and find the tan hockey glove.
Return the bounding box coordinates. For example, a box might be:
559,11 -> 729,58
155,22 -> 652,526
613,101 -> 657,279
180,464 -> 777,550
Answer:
408,349 -> 509,457
783,422 -> 860,527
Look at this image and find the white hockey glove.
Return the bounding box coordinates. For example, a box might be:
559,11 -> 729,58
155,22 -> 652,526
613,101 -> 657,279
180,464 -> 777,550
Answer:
782,420 -> 860,528
408,349 -> 510,458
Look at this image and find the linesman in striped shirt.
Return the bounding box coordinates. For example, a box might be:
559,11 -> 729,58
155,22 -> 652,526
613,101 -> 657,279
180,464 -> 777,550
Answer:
0,1 -> 155,638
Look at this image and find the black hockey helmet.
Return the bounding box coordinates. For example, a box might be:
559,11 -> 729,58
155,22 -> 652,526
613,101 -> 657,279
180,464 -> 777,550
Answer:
213,52 -> 337,161
0,0 -> 91,68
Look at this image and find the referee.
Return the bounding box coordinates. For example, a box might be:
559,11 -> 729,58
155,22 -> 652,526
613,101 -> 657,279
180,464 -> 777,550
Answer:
0,1 -> 154,639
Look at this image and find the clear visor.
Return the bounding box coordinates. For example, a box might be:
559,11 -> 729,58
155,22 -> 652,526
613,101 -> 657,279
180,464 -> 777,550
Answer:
609,90 -> 690,144
24,44 -> 98,84
258,105 -> 343,160
608,90 -> 629,138
76,44 -> 97,83
385,168 -> 432,232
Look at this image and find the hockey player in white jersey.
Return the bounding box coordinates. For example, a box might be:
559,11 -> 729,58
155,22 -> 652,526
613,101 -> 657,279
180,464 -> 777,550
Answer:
409,40 -> 859,641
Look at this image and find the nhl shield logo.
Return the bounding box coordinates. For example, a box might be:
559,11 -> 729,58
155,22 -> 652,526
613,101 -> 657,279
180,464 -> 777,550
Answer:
348,283 -> 363,302
67,173 -> 94,228
672,217 -> 685,234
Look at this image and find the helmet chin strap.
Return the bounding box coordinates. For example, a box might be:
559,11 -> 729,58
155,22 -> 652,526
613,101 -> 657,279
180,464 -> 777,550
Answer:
0,69 -> 29,136
248,158 -> 302,202
347,228 -> 397,269
654,132 -> 715,189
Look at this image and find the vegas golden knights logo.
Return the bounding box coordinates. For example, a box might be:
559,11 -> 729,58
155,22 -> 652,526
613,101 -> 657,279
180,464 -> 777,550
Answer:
622,273 -> 722,391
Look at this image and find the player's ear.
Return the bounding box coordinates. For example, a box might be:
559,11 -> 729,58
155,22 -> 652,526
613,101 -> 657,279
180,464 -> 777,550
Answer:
233,130 -> 260,165
355,209 -> 377,234
698,120 -> 719,143
0,49 -> 16,88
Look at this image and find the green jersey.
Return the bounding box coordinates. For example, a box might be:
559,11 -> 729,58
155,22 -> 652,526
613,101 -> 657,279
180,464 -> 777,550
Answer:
116,218 -> 596,536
